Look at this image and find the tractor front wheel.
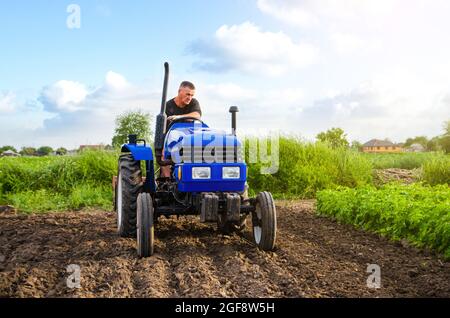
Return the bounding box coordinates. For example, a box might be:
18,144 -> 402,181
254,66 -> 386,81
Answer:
116,154 -> 142,238
137,192 -> 154,257
252,192 -> 277,251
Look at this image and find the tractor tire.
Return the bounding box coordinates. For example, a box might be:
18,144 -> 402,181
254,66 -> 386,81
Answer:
116,154 -> 142,238
137,192 -> 154,258
252,191 -> 277,251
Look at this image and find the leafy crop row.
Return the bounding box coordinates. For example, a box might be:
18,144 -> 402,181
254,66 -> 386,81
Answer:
316,184 -> 450,259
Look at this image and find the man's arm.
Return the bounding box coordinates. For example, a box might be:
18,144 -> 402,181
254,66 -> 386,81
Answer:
167,111 -> 201,121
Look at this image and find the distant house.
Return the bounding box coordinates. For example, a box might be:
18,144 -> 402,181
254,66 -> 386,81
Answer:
407,143 -> 425,152
1,150 -> 20,157
362,139 -> 403,153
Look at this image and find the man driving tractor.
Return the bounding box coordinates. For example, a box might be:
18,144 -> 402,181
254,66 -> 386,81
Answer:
161,81 -> 202,177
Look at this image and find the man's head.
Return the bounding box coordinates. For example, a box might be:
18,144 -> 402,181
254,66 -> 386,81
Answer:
176,81 -> 196,106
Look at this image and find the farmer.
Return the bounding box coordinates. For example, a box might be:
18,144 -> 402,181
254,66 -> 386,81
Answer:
161,81 -> 202,177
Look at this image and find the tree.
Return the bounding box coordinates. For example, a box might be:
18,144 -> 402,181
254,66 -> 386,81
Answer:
426,137 -> 441,152
351,140 -> 363,152
316,128 -> 349,148
56,147 -> 68,155
112,110 -> 153,149
440,136 -> 450,154
0,145 -> 17,153
404,136 -> 428,148
20,147 -> 37,156
444,120 -> 450,135
37,146 -> 53,156
439,120 -> 450,153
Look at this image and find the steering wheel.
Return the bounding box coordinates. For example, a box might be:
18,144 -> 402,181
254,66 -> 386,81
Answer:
166,116 -> 205,131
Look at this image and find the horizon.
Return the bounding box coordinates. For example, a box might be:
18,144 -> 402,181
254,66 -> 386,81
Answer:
1,1 -> 450,149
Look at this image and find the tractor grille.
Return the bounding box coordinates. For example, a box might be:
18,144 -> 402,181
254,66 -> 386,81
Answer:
180,146 -> 243,163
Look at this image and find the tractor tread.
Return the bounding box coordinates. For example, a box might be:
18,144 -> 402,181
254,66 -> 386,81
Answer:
256,191 -> 277,251
117,153 -> 142,237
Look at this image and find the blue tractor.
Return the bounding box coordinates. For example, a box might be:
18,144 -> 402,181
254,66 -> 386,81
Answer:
114,63 -> 277,257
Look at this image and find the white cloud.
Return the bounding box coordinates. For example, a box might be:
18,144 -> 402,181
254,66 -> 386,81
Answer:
3,66 -> 449,150
40,80 -> 88,112
37,72 -> 160,148
257,0 -> 320,28
257,0 -> 400,56
0,91 -> 16,113
189,22 -> 318,76
103,71 -> 131,92
195,81 -> 304,135
0,72 -> 161,149
39,71 -> 150,115
299,70 -> 450,142
330,32 -> 381,55
257,0 -> 397,29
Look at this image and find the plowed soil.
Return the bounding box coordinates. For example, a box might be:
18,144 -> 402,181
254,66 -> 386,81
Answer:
0,200 -> 449,298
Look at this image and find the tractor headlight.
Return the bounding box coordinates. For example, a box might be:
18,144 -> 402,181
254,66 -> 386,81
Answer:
192,167 -> 211,179
222,167 -> 240,179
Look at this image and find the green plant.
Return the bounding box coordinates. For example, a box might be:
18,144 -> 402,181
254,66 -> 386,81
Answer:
112,110 -> 153,149
316,127 -> 349,149
363,152 -> 448,170
245,136 -> 372,199
0,149 -> 118,212
317,184 -> 450,260
422,157 -> 450,185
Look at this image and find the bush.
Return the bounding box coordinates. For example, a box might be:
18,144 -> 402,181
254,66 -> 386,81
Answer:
421,156 -> 450,185
317,184 -> 450,259
0,150 -> 117,194
245,136 -> 373,199
0,150 -> 117,212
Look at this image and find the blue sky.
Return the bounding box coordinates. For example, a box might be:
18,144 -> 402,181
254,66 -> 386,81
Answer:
1,0 -> 450,149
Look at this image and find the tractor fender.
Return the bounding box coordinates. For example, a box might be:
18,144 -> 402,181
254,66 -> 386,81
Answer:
121,144 -> 154,161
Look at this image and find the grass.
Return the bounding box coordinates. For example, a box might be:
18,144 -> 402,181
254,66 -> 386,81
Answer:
245,136 -> 373,199
316,184 -> 450,260
5,185 -> 112,214
0,150 -> 117,212
363,151 -> 448,170
421,156 -> 450,185
0,141 -> 448,213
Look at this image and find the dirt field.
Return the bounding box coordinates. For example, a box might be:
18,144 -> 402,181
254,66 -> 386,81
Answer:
0,200 -> 449,298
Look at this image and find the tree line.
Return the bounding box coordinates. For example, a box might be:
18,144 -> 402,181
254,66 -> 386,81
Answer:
111,110 -> 450,154
0,146 -> 69,156
316,120 -> 450,153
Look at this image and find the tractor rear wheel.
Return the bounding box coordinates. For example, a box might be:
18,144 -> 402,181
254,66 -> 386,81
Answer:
137,192 -> 154,257
116,154 -> 142,238
252,191 -> 277,251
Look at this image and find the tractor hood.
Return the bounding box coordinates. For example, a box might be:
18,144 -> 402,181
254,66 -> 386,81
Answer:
164,122 -> 241,163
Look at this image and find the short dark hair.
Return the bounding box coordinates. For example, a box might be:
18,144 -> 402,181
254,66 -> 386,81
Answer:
179,81 -> 196,90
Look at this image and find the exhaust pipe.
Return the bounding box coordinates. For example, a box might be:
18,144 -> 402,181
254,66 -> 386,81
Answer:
229,106 -> 239,162
229,106 -> 239,136
155,62 -> 173,166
